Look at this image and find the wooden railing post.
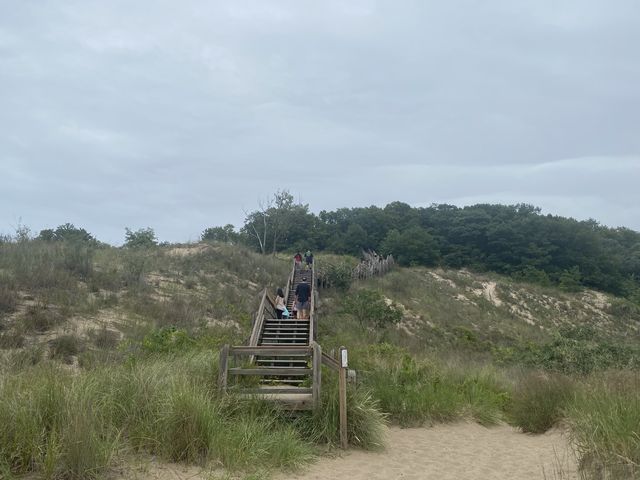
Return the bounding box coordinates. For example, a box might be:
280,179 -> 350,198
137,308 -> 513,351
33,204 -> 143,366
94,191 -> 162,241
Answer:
338,346 -> 348,449
312,341 -> 322,410
218,344 -> 230,393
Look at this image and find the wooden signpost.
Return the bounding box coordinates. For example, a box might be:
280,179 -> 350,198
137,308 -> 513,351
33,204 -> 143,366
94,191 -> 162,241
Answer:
339,346 -> 348,449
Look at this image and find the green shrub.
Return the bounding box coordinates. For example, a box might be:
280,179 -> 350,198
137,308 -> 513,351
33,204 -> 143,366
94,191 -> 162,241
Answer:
508,371 -> 574,433
323,262 -> 353,290
342,290 -> 402,328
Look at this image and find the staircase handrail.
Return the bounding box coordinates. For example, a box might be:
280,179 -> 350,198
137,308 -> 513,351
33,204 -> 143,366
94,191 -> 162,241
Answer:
248,259 -> 297,348
248,288 -> 268,347
283,259 -> 296,306
309,262 -> 316,341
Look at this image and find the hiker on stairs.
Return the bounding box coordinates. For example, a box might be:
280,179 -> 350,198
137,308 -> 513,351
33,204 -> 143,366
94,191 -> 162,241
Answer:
295,276 -> 311,320
275,288 -> 286,319
304,250 -> 314,270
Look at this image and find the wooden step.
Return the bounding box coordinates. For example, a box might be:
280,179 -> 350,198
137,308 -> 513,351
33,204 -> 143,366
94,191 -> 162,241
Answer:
260,378 -> 305,384
256,359 -> 308,365
265,318 -> 309,321
263,326 -> 309,330
242,387 -> 312,394
262,331 -> 308,336
229,367 -> 311,376
263,322 -> 309,327
261,337 -> 308,342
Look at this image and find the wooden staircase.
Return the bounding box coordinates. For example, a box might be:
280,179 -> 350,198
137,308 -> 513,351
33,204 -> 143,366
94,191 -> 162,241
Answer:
219,261 -> 319,409
218,259 -> 351,446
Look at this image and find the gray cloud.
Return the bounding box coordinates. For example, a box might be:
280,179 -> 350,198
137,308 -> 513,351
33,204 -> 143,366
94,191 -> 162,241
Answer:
1,0 -> 639,244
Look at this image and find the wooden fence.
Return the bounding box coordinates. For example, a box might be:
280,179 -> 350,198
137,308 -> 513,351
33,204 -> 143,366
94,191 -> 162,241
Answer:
316,250 -> 395,288
351,250 -> 395,280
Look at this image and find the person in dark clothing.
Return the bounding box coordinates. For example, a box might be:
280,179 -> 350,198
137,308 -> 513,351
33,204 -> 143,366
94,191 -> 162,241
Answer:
304,250 -> 313,269
295,276 -> 311,320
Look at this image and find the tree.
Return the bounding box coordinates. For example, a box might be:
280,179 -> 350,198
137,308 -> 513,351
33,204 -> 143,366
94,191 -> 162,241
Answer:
241,190 -> 314,254
201,224 -> 238,243
38,223 -> 95,244
380,226 -> 439,266
559,266 -> 582,292
124,227 -> 157,248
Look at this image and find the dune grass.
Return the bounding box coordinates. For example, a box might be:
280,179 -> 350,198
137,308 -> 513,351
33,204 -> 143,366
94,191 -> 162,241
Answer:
508,371 -> 575,433
295,371 -> 388,449
565,371 -> 640,479
346,343 -> 509,427
0,353 -> 313,478
0,348 -> 396,478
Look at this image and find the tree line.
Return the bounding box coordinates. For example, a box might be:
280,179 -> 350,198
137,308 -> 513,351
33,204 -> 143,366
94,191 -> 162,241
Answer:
6,191 -> 638,300
203,191 -> 640,299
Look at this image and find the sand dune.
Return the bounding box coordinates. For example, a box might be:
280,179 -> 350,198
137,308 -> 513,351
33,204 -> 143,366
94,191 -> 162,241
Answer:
276,423 -> 577,480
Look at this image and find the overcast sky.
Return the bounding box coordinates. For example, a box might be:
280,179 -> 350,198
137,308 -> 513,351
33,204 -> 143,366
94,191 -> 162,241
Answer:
1,1 -> 639,244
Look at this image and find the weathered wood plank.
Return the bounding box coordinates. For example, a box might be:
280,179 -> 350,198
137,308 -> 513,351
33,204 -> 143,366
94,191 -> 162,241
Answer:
241,388 -> 313,395
229,346 -> 311,356
321,353 -> 340,371
218,344 -> 229,393
312,342 -> 322,410
228,367 -> 312,376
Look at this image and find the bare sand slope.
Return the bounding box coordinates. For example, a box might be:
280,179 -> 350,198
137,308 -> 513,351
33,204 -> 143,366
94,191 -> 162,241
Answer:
276,423 -> 578,480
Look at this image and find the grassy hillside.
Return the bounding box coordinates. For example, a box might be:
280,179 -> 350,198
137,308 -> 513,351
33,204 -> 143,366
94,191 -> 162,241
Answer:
0,241 -> 290,367
1,240 -> 639,479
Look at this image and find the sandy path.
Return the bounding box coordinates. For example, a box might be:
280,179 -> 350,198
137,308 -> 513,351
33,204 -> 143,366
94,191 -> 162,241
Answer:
275,423 -> 577,480
117,423 -> 577,480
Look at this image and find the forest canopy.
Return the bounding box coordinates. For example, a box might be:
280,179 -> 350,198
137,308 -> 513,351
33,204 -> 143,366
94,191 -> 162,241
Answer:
206,192 -> 640,299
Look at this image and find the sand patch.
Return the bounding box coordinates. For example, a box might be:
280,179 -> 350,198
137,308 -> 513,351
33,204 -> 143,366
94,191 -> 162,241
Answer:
428,271 -> 457,289
275,423 -> 577,480
167,244 -> 213,257
469,282 -> 503,307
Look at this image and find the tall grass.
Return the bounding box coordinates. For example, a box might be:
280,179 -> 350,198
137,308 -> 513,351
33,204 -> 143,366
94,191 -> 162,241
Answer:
508,371 -> 575,433
0,353 -> 317,478
565,371 -> 640,479
295,373 -> 388,449
351,344 -> 508,426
